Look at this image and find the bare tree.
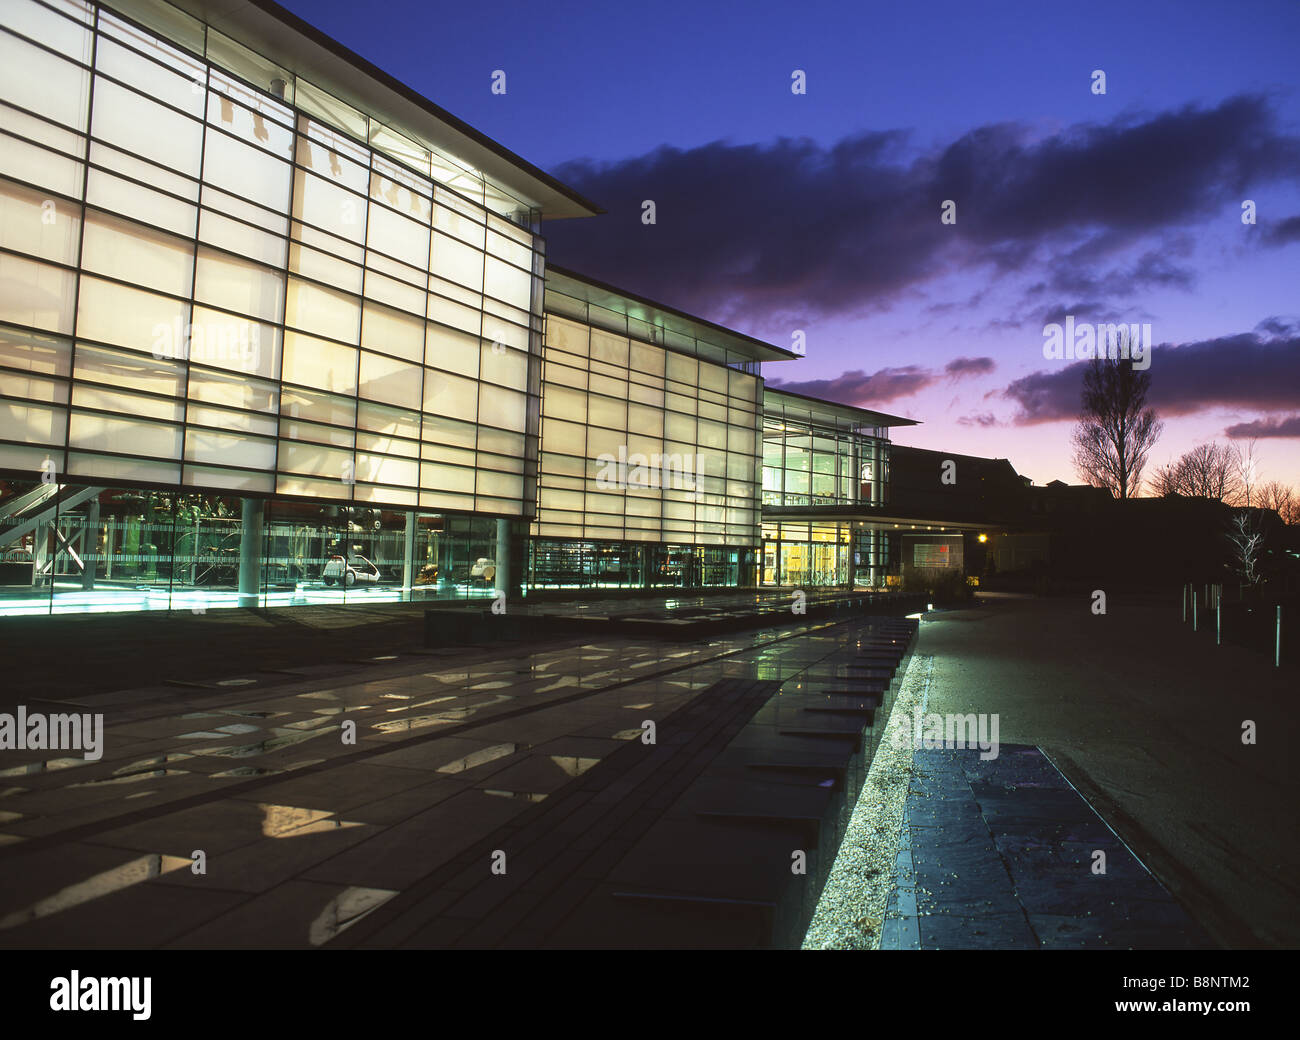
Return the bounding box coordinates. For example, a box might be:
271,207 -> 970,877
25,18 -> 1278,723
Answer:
1070,357 -> 1162,499
1235,438 -> 1259,506
1258,480 -> 1298,525
1226,511 -> 1264,587
1148,461 -> 1185,497
1177,442 -> 1242,501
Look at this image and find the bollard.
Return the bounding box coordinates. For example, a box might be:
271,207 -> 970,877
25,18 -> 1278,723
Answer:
1182,582 -> 1187,622
1193,588 -> 1198,632
1216,595 -> 1221,646
1277,606 -> 1283,669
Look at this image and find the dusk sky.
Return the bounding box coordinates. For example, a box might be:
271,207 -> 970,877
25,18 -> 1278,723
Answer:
282,0 -> 1300,490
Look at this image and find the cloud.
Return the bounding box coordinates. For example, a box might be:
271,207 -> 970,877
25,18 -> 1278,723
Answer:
768,366 -> 934,405
998,321 -> 1300,424
547,95 -> 1300,325
944,356 -> 996,378
1224,414 -> 1300,438
769,354 -> 995,408
957,412 -> 1000,427
1263,214 -> 1300,246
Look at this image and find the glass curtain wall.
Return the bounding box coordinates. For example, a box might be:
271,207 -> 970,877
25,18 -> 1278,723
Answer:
761,411 -> 888,508
0,475 -> 505,616
760,521 -> 850,587
0,0 -> 541,528
532,306 -> 761,552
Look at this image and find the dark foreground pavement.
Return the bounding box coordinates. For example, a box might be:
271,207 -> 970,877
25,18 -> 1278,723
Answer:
909,592 -> 1299,948
883,745 -> 1213,949
1,588 -> 1293,948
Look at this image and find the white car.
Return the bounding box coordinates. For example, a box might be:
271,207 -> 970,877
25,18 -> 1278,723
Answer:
322,553 -> 381,588
469,558 -> 497,583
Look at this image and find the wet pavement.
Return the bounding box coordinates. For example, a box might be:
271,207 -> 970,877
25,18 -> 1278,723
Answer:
881,745 -> 1215,949
911,593 -> 1298,948
3,589 -> 1277,948
0,606 -> 913,948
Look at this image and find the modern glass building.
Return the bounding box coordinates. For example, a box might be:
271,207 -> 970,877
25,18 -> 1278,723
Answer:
0,0 -> 951,617
760,388 -> 914,588
530,266 -> 795,591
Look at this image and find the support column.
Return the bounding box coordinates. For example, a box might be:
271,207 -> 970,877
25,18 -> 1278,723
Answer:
401,509 -> 416,596
846,523 -> 857,589
238,497 -> 264,608
495,517 -> 512,601
82,497 -> 100,591
34,520 -> 49,587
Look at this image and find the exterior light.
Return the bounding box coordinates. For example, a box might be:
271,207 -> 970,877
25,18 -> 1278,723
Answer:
978,533 -> 988,543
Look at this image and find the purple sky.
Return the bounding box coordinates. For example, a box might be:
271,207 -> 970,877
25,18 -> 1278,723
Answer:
281,0 -> 1300,491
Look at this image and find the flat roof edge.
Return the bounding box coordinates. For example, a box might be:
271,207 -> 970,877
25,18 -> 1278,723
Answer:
764,385 -> 920,427
546,264 -> 799,362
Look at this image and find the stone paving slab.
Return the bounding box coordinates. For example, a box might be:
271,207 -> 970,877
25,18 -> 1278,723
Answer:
881,744 -> 1216,949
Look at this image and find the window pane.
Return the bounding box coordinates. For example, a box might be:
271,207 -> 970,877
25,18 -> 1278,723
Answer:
69,411 -> 181,457
293,169 -> 366,243
425,322 -> 479,377
198,209 -> 287,268
91,77 -> 202,177
189,305 -> 280,379
357,400 -> 420,438
358,350 -> 421,409
0,179 -> 81,264
0,131 -> 84,199
430,232 -> 482,290
0,254 -> 76,333
0,325 -> 71,377
0,32 -> 90,129
282,330 -> 357,394
85,168 -> 196,237
479,343 -> 528,390
95,33 -> 203,118
195,248 -> 284,323
484,256 -> 530,309
73,341 -> 184,397
422,369 -> 477,422
75,275 -> 185,350
478,383 -> 527,432
206,86 -> 294,158
4,0 -> 93,63
296,122 -> 369,191
188,367 -> 278,413
203,127 -> 291,212
367,201 -> 429,270
285,278 -> 360,342
82,209 -> 194,297
360,300 -> 424,362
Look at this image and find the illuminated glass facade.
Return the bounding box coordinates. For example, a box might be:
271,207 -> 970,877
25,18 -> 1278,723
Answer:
0,0 -> 541,514
537,274 -> 764,548
759,390 -> 907,587
0,0 -> 921,616
762,389 -> 890,509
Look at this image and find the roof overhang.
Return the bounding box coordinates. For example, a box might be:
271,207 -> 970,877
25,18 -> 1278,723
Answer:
763,387 -> 919,429
546,265 -> 798,364
761,506 -> 1002,532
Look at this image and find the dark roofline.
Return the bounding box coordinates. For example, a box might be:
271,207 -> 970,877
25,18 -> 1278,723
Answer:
764,385 -> 919,428
546,263 -> 799,363
889,444 -> 1018,466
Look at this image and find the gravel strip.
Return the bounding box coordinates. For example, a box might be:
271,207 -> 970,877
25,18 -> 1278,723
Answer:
802,652 -> 933,949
